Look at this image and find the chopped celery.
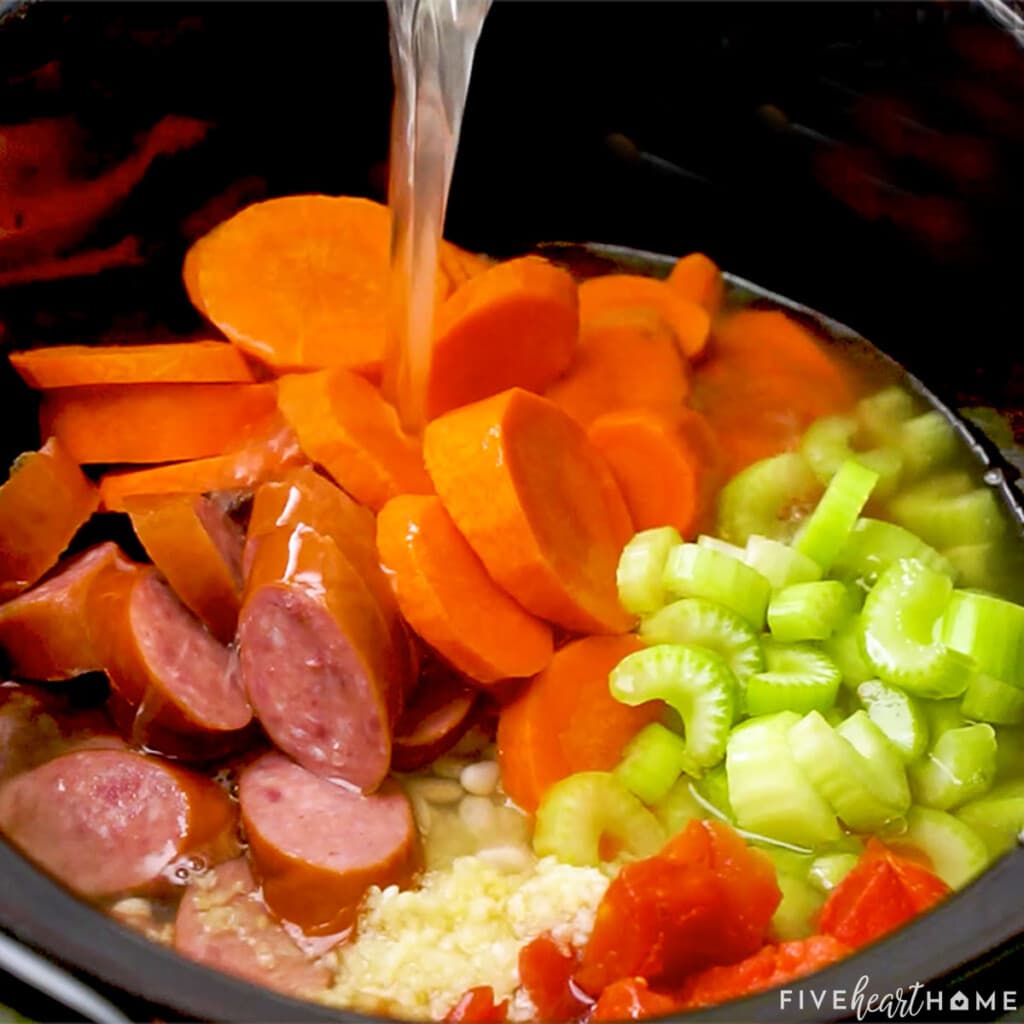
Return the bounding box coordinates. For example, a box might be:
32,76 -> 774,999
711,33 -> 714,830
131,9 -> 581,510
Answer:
614,722 -> 690,805
941,590 -> 1024,688
857,680 -> 930,762
822,614 -> 875,689
697,534 -> 748,560
861,558 -> 971,698
889,476 -> 1005,550
609,644 -> 736,771
787,710 -> 910,832
746,643 -> 841,716
662,543 -> 771,629
961,674 -> 1024,725
768,580 -> 852,643
893,806 -> 990,888
744,535 -> 823,590
856,386 -> 916,445
899,411 -> 958,480
795,460 -> 879,570
617,526 -> 682,615
653,777 -> 704,835
532,771 -> 666,866
772,873 -> 824,941
726,712 -> 841,848
639,597 -> 764,681
956,781 -> 1024,858
831,517 -> 954,587
801,415 -> 902,498
909,724 -> 997,812
692,764 -> 735,822
809,852 -> 860,893
761,846 -> 815,879
716,452 -> 820,545
924,699 -> 968,740
942,543 -> 997,591
995,726 -> 1024,782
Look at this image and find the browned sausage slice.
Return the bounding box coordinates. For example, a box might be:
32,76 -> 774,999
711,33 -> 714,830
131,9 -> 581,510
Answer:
174,858 -> 332,998
0,748 -> 239,897
240,752 -> 420,935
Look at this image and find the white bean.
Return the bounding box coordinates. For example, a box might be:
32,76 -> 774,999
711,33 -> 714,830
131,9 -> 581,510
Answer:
458,794 -> 497,833
460,760 -> 500,796
408,777 -> 464,804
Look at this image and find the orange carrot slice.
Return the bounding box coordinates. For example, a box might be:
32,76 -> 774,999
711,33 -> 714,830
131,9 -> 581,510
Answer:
578,274 -> 711,358
124,493 -> 244,644
438,241 -> 493,296
666,252 -> 725,318
496,636 -> 662,812
377,494 -> 554,684
424,256 -> 579,421
40,382 -> 277,465
423,388 -> 634,634
545,318 -> 689,428
9,341 -> 256,388
0,437 -> 99,599
276,368 -> 432,512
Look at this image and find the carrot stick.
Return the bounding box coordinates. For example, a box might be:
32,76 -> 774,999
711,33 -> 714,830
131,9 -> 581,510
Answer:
377,494 -> 554,684
276,368 -> 432,512
438,240 -> 493,296
496,636 -> 663,812
578,274 -> 711,358
40,382 -> 277,464
666,252 -> 725,318
10,341 -> 257,388
545,318 -> 689,428
588,409 -> 723,539
423,388 -> 634,634
0,437 -> 99,599
423,256 -> 579,421
98,416 -> 305,511
123,493 -> 244,644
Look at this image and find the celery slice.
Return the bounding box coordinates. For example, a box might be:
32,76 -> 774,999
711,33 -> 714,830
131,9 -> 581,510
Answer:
801,415 -> 902,498
831,517 -> 954,587
697,534 -> 747,560
856,386 -> 916,445
909,724 -> 998,812
889,476 -> 1005,550
726,712 -> 841,847
653,777 -> 704,835
924,699 -> 968,740
768,580 -> 852,643
744,535 -> 823,590
609,644 -> 737,771
616,526 -> 682,615
746,642 -> 841,716
772,873 -> 824,941
857,680 -> 930,762
956,781 -> 1024,859
692,764 -> 735,822
614,722 -> 690,805
961,673 -> 1024,725
941,590 -> 1024,688
861,558 -> 971,698
662,543 -> 771,629
795,460 -> 879,570
823,614 -> 875,689
899,411 -> 958,480
716,452 -> 820,545
809,852 -> 859,893
893,806 -> 990,888
639,597 -> 764,682
942,543 -> 997,591
532,771 -> 666,866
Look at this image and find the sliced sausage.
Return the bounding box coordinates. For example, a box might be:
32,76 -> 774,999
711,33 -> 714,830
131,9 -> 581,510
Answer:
0,542 -> 131,681
393,658 -> 478,771
239,524 -> 405,789
174,858 -> 332,998
239,752 -> 420,934
91,565 -> 252,757
0,748 -> 238,897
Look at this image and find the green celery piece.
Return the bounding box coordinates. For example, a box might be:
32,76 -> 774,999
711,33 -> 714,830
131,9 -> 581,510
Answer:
823,613 -> 875,689
768,580 -> 852,643
924,699 -> 968,739
653,777 -> 705,835
716,452 -> 820,545
961,674 -> 1024,725
888,474 -> 1006,551
772,873 -> 824,941
894,806 -> 990,888
956,780 -> 1024,858
617,526 -> 682,615
801,415 -> 902,498
746,642 -> 842,717
744,535 -> 822,590
692,764 -> 735,822
942,543 -> 997,591
640,597 -> 764,682
856,386 -> 916,446
831,517 -> 954,587
609,644 -> 737,771
995,726 -> 1024,782
697,534 -> 748,560
532,771 -> 666,866
899,410 -> 959,480
941,589 -> 1024,688
726,712 -> 841,848
614,722 -> 690,805
662,542 -> 771,629
809,852 -> 860,893
909,724 -> 998,811
857,679 -> 930,762
795,460 -> 879,570
861,558 -> 971,698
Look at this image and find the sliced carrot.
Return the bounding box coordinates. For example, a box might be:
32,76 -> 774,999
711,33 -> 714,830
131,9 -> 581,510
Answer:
40,382 -> 277,465
9,341 -> 256,388
123,493 -> 244,644
496,636 -> 662,812
588,409 -> 721,539
438,240 -> 493,295
276,368 -> 432,512
666,253 -> 725,319
0,437 -> 99,599
578,274 -> 711,358
98,416 -> 305,512
545,318 -> 689,428
377,494 -> 554,685
423,388 -> 634,634
423,256 -> 579,421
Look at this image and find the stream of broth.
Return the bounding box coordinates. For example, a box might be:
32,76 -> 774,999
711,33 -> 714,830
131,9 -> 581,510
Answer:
384,0 -> 491,432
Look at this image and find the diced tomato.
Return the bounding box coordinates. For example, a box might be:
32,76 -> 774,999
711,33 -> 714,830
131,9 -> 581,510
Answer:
518,935 -> 589,1022
444,986 -> 508,1023
590,977 -> 685,1022
819,839 -> 950,950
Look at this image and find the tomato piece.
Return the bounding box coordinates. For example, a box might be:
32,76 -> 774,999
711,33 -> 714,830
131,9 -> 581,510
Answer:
444,986 -> 508,1023
518,936 -> 589,1023
863,838 -> 951,913
590,978 -> 685,1022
